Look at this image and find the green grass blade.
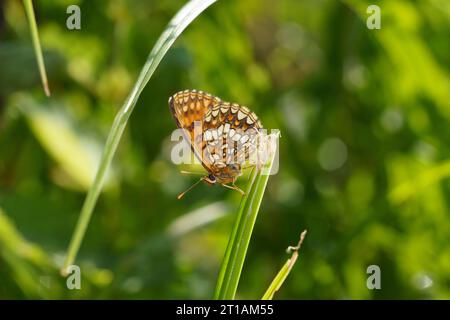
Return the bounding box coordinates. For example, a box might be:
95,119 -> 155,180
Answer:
23,0 -> 50,97
261,230 -> 307,300
214,141 -> 278,299
61,0 -> 218,275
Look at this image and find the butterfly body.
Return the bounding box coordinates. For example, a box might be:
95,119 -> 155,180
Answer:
169,89 -> 263,198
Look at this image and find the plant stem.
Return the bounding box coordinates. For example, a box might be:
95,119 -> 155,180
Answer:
23,0 -> 50,97
61,0 -> 218,275
261,230 -> 307,300
214,143 -> 277,299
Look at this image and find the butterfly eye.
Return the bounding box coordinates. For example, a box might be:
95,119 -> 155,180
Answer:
208,174 -> 216,181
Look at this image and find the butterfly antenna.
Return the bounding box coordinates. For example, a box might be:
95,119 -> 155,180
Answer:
180,170 -> 204,175
177,177 -> 205,200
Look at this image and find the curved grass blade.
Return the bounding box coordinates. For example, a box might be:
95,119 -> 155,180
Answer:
23,0 -> 50,97
261,230 -> 307,300
214,137 -> 278,299
61,0 -> 218,275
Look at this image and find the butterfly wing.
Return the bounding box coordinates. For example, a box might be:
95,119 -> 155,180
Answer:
170,90 -> 264,180
169,90 -> 221,173
202,101 -> 263,176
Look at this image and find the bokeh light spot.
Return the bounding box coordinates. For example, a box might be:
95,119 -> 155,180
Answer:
318,138 -> 348,171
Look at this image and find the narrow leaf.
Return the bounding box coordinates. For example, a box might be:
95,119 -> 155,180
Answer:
215,135 -> 278,299
262,230 -> 307,300
23,0 -> 50,96
61,0 -> 218,274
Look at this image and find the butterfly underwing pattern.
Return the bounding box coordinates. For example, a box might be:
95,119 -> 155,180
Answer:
169,89 -> 264,198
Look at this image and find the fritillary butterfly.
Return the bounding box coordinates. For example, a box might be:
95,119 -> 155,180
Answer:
169,89 -> 263,198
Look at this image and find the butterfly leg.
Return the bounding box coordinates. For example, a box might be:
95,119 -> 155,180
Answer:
221,183 -> 245,196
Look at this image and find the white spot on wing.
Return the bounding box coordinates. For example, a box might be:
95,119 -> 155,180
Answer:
241,135 -> 249,144
237,111 -> 246,120
216,162 -> 226,168
204,130 -> 212,141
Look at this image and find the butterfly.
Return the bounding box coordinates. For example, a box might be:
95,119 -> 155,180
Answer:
169,89 -> 263,199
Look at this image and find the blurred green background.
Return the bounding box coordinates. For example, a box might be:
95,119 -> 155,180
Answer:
1,0 -> 449,299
